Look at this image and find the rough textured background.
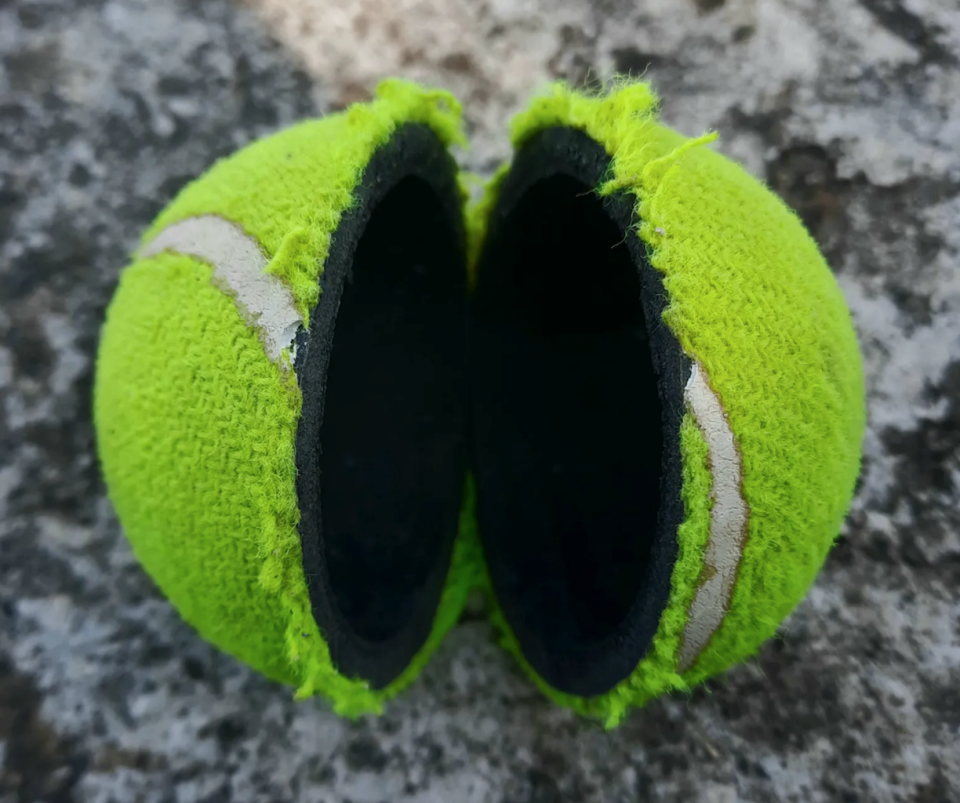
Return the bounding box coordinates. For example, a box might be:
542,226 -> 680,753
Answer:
1,0 -> 958,801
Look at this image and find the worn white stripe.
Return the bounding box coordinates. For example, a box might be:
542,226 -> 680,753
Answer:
678,362 -> 749,672
139,215 -> 302,363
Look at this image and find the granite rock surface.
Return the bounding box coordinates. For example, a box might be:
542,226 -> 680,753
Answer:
1,0 -> 958,801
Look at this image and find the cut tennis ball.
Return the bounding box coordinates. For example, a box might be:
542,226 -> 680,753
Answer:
94,79 -> 865,725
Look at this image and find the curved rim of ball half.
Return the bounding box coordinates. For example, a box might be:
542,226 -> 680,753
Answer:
468,81 -> 866,727
130,81 -> 478,715
293,122 -> 471,691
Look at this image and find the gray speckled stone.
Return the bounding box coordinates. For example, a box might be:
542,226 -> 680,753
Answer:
1,0 -> 958,801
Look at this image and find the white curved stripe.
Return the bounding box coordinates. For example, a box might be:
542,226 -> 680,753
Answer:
139,215 -> 302,364
678,362 -> 749,672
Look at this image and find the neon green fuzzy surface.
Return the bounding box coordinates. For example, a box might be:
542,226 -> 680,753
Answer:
95,81 -> 474,717
472,81 -> 866,727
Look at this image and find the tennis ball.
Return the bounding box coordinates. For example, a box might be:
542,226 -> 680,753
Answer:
95,77 -> 865,726
94,80 -> 477,716
467,82 -> 865,727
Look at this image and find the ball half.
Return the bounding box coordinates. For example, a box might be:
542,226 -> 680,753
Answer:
95,81 -> 475,716
468,82 -> 866,726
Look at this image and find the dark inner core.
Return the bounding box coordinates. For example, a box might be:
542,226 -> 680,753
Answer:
296,125 -> 468,689
470,127 -> 672,696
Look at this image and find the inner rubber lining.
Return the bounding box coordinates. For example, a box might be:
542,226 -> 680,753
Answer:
295,124 -> 469,689
470,126 -> 689,697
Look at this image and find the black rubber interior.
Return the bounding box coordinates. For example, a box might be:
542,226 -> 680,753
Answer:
470,127 -> 687,697
295,124 -> 469,689
296,122 -> 686,698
